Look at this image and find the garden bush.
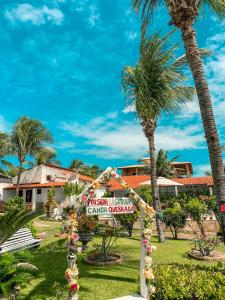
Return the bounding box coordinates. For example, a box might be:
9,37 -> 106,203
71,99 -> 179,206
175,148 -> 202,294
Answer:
154,263 -> 225,299
163,204 -> 186,239
191,234 -> 220,256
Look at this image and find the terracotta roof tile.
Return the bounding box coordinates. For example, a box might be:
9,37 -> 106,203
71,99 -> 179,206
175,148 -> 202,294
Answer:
108,175 -> 150,191
172,176 -> 213,186
6,182 -> 66,190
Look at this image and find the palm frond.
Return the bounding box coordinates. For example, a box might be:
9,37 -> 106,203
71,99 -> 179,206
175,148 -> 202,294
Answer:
201,0 -> 225,19
132,0 -> 160,22
0,209 -> 41,245
16,263 -> 38,273
174,48 -> 212,67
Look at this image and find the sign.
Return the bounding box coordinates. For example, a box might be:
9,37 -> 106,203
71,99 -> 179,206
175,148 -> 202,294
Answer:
86,197 -> 134,216
221,205 -> 225,212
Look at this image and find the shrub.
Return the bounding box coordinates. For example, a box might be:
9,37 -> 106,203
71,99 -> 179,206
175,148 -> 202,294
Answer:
5,196 -> 25,212
78,215 -> 97,233
186,198 -> 208,235
154,263 -> 225,300
115,208 -> 139,237
164,205 -> 186,239
44,187 -> 57,218
191,234 -> 221,256
26,221 -> 37,238
136,186 -> 153,205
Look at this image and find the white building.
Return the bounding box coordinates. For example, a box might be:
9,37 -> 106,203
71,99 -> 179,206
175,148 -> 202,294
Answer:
2,164 -> 93,211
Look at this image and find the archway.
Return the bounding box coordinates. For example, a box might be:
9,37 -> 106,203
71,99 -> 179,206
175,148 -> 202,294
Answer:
64,167 -> 156,300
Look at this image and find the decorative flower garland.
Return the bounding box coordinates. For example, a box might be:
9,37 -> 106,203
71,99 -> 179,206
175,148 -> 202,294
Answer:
64,167 -> 156,299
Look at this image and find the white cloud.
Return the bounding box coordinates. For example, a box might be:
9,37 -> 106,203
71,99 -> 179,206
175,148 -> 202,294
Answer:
88,5 -> 100,26
194,164 -> 211,176
60,114 -> 205,160
0,115 -> 11,132
5,4 -> 64,26
55,141 -> 76,149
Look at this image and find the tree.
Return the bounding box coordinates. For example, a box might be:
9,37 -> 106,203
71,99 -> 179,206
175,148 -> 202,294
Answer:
0,116 -> 53,196
186,198 -> 208,236
122,33 -> 194,242
69,159 -> 103,178
0,133 -> 13,177
115,208 -> 139,237
141,149 -> 179,178
164,203 -> 187,239
132,0 -> 225,243
136,185 -> 153,205
34,147 -> 60,166
44,187 -> 58,218
69,159 -> 85,171
63,182 -> 84,197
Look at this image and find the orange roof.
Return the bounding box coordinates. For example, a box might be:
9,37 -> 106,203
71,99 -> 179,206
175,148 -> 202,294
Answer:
108,175 -> 150,191
78,174 -> 94,182
6,182 -> 66,190
172,176 -> 213,186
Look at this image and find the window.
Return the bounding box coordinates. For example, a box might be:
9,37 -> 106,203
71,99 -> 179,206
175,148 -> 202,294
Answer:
19,190 -> 23,197
37,189 -> 41,194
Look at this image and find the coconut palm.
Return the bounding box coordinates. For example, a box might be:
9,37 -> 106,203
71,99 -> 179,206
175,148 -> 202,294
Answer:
0,133 -> 13,177
122,33 -> 194,242
132,0 -> 225,242
34,147 -> 60,166
0,116 -> 53,196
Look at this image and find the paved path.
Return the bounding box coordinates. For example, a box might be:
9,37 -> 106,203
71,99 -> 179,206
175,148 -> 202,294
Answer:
111,295 -> 146,300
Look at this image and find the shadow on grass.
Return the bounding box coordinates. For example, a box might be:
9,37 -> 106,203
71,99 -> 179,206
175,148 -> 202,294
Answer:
22,238 -> 138,299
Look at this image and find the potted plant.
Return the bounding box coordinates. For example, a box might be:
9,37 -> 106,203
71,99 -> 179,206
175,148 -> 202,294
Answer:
78,215 -> 97,250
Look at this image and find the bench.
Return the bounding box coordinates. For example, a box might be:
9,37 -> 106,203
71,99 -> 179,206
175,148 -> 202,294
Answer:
0,228 -> 42,255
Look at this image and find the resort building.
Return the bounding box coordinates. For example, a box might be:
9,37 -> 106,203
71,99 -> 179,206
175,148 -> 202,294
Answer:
2,164 -> 93,211
118,158 -> 193,178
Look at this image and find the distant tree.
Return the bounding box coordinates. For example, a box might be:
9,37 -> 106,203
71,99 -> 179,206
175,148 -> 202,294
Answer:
136,185 -> 153,205
164,203 -> 187,239
69,159 -> 103,178
186,198 -> 208,236
34,147 -> 60,166
0,116 -> 53,196
69,159 -> 85,171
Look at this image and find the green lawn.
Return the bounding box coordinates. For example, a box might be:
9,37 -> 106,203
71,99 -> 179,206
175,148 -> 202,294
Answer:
20,219 -> 225,300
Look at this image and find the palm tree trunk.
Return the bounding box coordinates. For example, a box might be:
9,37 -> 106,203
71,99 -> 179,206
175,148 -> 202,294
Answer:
181,25 -> 225,243
16,161 -> 23,197
144,120 -> 165,243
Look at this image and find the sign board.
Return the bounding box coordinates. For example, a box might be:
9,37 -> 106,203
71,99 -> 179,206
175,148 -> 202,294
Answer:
86,197 -> 134,216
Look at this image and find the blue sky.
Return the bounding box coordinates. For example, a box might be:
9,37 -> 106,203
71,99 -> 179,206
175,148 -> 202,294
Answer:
0,0 -> 225,175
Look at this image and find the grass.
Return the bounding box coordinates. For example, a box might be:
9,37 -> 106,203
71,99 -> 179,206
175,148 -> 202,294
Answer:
20,219 -> 225,300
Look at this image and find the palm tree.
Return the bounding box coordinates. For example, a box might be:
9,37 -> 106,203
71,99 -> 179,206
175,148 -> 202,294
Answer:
34,147 -> 60,166
0,116 -> 53,196
69,159 -> 85,171
122,33 -> 194,242
132,0 -> 225,242
0,133 -> 13,177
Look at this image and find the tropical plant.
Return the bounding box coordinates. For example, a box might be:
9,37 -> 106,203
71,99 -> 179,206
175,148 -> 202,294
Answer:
186,198 -> 208,236
4,196 -> 25,212
136,185 -> 153,205
34,147 -> 60,166
0,208 -> 39,246
132,0 -> 225,243
0,116 -> 53,196
191,234 -> 220,256
115,208 -> 139,237
77,215 -> 97,233
164,203 -> 187,239
0,251 -> 37,299
44,187 -> 58,218
69,159 -> 103,178
63,182 -> 84,197
122,32 -> 194,242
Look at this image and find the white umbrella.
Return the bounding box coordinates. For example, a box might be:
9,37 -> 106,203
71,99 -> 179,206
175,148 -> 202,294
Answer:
140,177 -> 183,187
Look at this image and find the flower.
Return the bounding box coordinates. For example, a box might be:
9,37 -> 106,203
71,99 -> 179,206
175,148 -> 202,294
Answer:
82,195 -> 88,202
142,239 -> 148,245
143,269 -> 154,280
89,189 -> 95,196
146,245 -> 153,254
77,247 -> 82,254
144,256 -> 152,266
152,245 -> 157,251
149,285 -> 156,295
146,205 -> 155,215
71,233 -> 79,241
70,281 -> 78,292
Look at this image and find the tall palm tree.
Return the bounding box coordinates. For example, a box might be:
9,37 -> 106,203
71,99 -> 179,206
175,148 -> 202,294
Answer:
122,33 -> 194,242
132,0 -> 225,242
0,133 -> 13,177
0,116 -> 53,196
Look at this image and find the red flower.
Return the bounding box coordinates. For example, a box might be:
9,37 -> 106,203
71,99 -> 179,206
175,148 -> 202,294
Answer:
70,283 -> 78,292
71,233 -> 79,241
